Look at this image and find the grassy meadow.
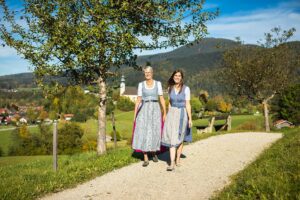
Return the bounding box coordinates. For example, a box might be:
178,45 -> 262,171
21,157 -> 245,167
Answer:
0,113 -> 264,156
0,148 -> 138,200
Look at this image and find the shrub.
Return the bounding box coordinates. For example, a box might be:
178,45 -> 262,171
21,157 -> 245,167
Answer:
192,113 -> 199,120
273,84 -> 300,125
236,120 -> 263,131
8,125 -> 33,156
58,122 -> 84,155
117,96 -> 135,111
82,140 -> 97,152
39,124 -> 53,154
72,111 -> 87,122
0,146 -> 3,157
106,99 -> 115,115
206,99 -> 218,111
190,97 -> 202,113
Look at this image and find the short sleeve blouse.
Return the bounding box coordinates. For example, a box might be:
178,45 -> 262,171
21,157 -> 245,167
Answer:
137,80 -> 163,96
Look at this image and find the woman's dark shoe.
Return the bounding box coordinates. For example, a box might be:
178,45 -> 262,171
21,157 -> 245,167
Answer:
153,155 -> 159,162
142,160 -> 149,167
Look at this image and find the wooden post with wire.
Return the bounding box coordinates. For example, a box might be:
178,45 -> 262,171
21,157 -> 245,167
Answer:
111,111 -> 117,148
53,120 -> 58,171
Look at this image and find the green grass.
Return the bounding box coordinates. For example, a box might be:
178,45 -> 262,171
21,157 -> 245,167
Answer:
81,110 -> 134,140
193,114 -> 264,132
0,147 -> 139,200
0,125 -> 14,130
0,130 -> 13,155
0,126 -> 40,156
0,155 -> 50,167
212,127 -> 300,200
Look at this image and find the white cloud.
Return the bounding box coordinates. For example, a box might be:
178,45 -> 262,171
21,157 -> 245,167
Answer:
0,46 -> 20,58
207,2 -> 300,44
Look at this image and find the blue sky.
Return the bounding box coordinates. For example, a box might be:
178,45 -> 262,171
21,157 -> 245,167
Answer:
0,0 -> 300,76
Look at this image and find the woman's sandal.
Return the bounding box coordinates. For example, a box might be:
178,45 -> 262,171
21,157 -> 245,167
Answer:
167,162 -> 175,171
152,155 -> 159,162
142,160 -> 149,167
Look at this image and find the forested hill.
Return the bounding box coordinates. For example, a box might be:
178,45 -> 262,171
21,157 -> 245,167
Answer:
0,73 -> 35,89
1,38 -> 299,95
125,38 -> 240,86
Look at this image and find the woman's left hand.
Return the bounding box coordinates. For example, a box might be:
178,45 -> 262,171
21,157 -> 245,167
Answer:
188,120 -> 193,128
163,114 -> 166,122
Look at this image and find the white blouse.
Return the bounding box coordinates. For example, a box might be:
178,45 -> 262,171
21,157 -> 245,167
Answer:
137,81 -> 163,96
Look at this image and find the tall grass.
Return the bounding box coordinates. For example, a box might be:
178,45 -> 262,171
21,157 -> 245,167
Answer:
212,127 -> 300,200
0,147 -> 138,200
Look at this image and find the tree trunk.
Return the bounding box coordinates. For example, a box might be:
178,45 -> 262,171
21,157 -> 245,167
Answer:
262,93 -> 276,132
97,76 -> 107,155
262,100 -> 270,132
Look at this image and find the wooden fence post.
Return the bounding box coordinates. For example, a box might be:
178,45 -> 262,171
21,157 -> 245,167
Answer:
53,120 -> 58,171
111,111 -> 117,148
227,115 -> 232,131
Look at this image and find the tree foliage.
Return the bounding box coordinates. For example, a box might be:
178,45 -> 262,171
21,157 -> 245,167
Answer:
273,84 -> 300,125
58,122 -> 84,154
221,27 -> 298,102
0,0 -> 218,154
220,27 -> 299,131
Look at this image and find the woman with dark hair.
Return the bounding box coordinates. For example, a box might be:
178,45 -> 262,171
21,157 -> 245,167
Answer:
132,66 -> 166,167
162,69 -> 192,171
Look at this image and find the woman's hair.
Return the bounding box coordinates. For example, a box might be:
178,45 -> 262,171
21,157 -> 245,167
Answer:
167,69 -> 184,94
143,66 -> 153,73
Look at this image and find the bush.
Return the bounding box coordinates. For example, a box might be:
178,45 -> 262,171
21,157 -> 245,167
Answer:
39,124 -> 53,154
0,146 -> 3,157
117,96 -> 135,111
273,84 -> 300,125
236,120 -> 263,131
8,125 -> 34,156
191,97 -> 202,114
106,99 -> 115,115
206,99 -> 218,111
72,111 -> 87,122
192,113 -> 199,120
58,122 -> 84,155
82,140 -> 97,152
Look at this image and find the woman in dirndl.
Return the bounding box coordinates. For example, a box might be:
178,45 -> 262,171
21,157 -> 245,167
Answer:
132,66 -> 166,167
162,69 -> 192,171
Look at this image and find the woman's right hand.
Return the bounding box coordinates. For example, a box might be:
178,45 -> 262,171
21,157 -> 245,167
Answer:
163,113 -> 166,122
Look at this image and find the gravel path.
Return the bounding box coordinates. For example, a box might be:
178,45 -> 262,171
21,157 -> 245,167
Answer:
41,132 -> 282,200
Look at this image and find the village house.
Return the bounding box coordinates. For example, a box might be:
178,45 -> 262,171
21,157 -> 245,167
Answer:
273,119 -> 294,129
120,75 -> 138,102
63,114 -> 74,121
0,108 -> 11,125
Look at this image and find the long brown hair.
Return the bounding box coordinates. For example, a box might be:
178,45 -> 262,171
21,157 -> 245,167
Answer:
168,69 -> 184,94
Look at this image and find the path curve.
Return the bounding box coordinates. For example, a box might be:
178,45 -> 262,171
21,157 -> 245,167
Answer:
41,132 -> 282,200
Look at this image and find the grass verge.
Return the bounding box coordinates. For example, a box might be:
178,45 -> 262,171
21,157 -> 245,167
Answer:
0,147 -> 139,200
211,127 -> 300,200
